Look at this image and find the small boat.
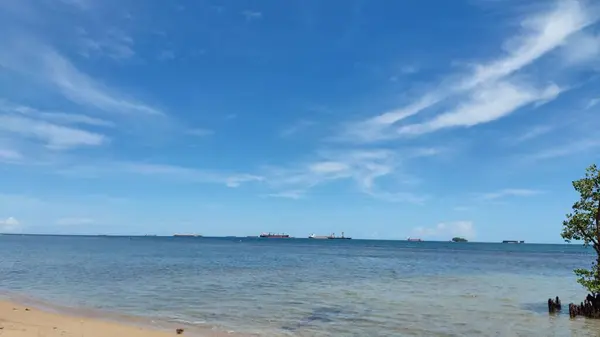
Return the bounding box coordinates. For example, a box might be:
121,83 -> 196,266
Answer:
407,237 -> 423,242
259,232 -> 290,238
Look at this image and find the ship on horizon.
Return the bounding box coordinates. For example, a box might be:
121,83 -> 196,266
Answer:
502,240 -> 525,244
309,232 -> 352,240
173,233 -> 202,237
406,237 -> 423,242
259,232 -> 290,238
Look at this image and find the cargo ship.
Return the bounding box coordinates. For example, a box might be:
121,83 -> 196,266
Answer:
406,237 -> 423,242
309,232 -> 352,240
259,232 -> 290,238
328,232 -> 351,240
502,240 -> 525,244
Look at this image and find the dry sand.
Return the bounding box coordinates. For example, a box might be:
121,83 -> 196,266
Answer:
0,300 -> 183,337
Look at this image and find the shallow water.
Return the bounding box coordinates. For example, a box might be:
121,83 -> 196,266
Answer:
1,235 -> 599,336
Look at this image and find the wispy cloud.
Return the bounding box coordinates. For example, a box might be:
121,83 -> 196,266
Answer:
528,138 -> 600,161
158,50 -> 176,61
242,10 -> 262,21
58,162 -> 263,188
0,39 -> 163,116
0,148 -> 23,161
480,188 -> 543,200
397,81 -> 561,136
340,0 -> 597,142
412,221 -> 475,240
512,125 -> 554,143
280,120 -> 316,138
0,114 -> 107,150
264,190 -> 305,200
0,217 -> 21,233
77,28 -> 135,60
263,147 -> 435,202
55,217 -> 95,226
1,100 -> 114,127
586,97 -> 600,109
187,128 -> 214,137
559,30 -> 600,65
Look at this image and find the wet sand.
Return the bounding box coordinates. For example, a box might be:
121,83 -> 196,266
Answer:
0,300 -> 183,337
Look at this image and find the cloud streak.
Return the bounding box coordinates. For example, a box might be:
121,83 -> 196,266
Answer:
413,221 -> 475,240
480,188 -> 543,200
0,217 -> 21,232
57,162 -> 263,188
340,0 -> 597,143
263,147 -> 435,203
397,82 -> 561,135
0,114 -> 107,150
0,39 -> 162,116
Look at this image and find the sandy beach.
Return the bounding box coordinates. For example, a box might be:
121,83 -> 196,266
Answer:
0,300 -> 180,337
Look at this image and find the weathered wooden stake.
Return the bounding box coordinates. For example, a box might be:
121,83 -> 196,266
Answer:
548,296 -> 562,313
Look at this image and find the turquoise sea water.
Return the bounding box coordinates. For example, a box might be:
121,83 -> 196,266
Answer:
1,235 -> 599,336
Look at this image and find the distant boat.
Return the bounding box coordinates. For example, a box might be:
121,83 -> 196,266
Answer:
502,240 -> 524,244
309,232 -> 352,240
407,237 -> 423,242
327,232 -> 352,240
259,232 -> 290,238
173,234 -> 202,237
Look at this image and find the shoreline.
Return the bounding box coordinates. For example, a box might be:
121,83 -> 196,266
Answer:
0,298 -> 251,337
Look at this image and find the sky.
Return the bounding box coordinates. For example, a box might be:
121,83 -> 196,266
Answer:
0,0 -> 599,242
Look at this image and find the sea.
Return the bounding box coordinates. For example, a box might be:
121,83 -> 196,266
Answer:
1,235 -> 600,337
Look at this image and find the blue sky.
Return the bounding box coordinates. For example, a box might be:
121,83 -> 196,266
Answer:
0,0 -> 599,242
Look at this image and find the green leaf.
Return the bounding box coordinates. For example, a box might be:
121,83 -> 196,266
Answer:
562,164 -> 600,294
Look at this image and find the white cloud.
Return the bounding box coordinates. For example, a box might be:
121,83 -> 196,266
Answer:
242,10 -> 262,21
397,82 -> 561,135
263,148 -> 434,203
56,217 -> 95,226
560,31 -> 600,65
340,0 -> 597,142
586,97 -> 600,109
0,217 -> 21,232
57,162 -> 263,188
280,120 -> 315,137
77,28 -> 135,60
225,174 -> 264,188
0,148 -> 23,161
264,190 -> 305,200
464,0 -> 594,88
1,100 -> 114,127
480,188 -> 543,200
309,161 -> 349,174
512,125 -> 554,143
158,50 -> 176,61
0,114 -> 107,149
0,40 -> 162,116
412,221 -> 475,240
529,138 -> 600,161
